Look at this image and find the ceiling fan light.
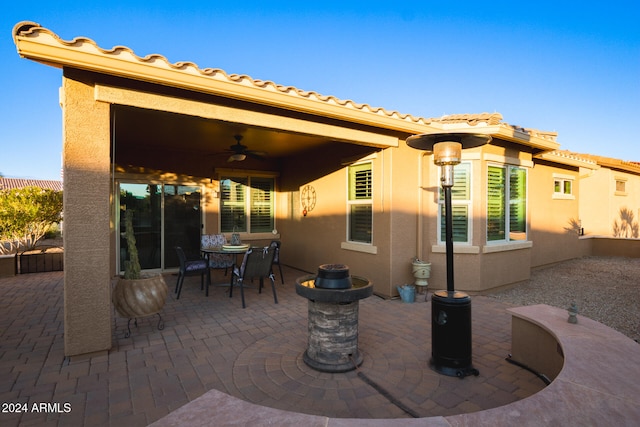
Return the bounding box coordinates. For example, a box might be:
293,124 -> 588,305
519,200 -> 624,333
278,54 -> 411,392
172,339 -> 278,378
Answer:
229,153 -> 246,162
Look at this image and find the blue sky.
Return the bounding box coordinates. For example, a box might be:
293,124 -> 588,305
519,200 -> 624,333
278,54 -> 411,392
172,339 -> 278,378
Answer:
2,1 -> 639,180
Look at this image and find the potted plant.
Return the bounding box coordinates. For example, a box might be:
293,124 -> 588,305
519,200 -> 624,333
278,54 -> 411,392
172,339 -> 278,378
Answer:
112,209 -> 168,322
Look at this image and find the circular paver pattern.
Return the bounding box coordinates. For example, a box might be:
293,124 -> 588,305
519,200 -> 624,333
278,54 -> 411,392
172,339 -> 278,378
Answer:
228,296 -> 548,419
233,326 -> 442,419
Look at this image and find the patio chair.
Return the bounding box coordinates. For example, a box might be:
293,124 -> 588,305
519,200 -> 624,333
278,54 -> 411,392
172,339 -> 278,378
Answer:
201,234 -> 234,275
269,240 -> 284,284
229,246 -> 277,309
175,246 -> 211,299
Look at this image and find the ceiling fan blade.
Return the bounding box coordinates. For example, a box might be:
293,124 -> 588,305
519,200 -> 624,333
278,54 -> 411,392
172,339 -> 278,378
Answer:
246,150 -> 267,160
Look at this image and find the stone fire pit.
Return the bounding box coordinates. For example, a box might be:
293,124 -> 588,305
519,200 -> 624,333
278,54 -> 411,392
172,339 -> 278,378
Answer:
295,264 -> 373,373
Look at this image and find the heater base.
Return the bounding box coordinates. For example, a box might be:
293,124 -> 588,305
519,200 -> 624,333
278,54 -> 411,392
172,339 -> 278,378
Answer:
430,360 -> 479,378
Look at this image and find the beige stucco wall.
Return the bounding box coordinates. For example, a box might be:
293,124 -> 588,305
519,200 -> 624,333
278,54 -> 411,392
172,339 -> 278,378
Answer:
587,236 -> 640,258
529,161 -> 585,267
278,142 -> 416,298
511,316 -> 564,381
386,144 -> 423,291
62,70 -> 113,356
579,167 -> 640,237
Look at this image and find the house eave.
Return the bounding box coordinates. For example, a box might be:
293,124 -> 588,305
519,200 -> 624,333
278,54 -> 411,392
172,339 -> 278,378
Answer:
13,22 -> 433,140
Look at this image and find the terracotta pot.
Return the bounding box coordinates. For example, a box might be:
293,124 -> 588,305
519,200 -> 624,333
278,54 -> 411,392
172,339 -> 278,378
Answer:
112,274 -> 168,318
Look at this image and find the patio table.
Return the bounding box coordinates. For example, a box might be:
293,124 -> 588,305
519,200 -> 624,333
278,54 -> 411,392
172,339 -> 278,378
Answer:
201,245 -> 250,288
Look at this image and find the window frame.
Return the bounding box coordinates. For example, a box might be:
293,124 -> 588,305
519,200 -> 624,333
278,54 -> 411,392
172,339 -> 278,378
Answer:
346,161 -> 373,245
615,177 -> 627,196
116,180 -> 203,273
486,163 -> 528,245
552,174 -> 575,200
437,161 -> 473,245
219,173 -> 276,235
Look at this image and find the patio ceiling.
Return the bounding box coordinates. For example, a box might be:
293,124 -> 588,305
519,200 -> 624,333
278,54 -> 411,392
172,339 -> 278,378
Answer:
114,105 -> 330,160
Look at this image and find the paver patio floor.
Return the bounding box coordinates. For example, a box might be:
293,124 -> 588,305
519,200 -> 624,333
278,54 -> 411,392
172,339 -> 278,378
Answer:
0,267 -> 545,426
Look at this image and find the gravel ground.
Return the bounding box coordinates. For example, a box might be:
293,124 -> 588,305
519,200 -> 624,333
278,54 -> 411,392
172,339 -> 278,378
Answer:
488,256 -> 640,342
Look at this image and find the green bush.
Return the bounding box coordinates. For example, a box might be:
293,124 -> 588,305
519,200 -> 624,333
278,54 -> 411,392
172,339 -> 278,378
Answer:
0,186 -> 63,254
43,223 -> 62,239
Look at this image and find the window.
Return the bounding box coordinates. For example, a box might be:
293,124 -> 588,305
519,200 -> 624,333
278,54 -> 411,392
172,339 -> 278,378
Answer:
438,162 -> 471,244
220,176 -> 275,233
347,162 -> 372,243
615,178 -> 627,196
553,174 -> 574,199
554,179 -> 572,195
487,165 -> 527,242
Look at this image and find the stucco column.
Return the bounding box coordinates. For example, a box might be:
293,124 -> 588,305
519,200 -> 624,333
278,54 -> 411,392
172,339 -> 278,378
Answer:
62,72 -> 112,356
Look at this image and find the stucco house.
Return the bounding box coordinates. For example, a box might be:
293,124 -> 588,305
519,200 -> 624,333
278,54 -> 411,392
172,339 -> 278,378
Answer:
576,154 -> 640,238
12,21 -> 635,357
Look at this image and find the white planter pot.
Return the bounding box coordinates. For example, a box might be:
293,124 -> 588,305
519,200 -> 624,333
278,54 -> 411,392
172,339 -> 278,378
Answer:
412,260 -> 431,288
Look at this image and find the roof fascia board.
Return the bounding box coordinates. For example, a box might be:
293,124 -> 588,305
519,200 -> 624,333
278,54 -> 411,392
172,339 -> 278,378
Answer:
15,29 -> 432,136
95,84 -> 398,148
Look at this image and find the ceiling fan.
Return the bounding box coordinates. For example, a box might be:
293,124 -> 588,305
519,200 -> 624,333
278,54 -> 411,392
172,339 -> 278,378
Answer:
225,135 -> 267,162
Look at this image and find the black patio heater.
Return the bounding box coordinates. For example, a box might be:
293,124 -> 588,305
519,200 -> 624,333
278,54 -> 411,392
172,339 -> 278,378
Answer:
407,132 -> 491,378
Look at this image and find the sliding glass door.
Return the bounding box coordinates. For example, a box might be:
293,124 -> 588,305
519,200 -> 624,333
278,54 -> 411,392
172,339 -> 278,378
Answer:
118,182 -> 201,273
163,184 -> 202,267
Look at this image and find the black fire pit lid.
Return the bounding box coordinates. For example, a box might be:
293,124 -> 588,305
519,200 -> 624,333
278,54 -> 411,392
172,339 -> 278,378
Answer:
315,264 -> 352,289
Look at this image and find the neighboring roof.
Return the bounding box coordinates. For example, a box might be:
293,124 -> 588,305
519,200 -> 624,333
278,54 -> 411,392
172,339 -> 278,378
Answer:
13,21 -> 559,152
535,150 -> 640,175
535,150 -> 599,169
573,153 -> 640,175
0,178 -> 63,191
431,112 -> 559,150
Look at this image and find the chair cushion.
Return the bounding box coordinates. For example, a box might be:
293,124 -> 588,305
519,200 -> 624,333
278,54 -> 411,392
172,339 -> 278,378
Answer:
209,254 -> 234,269
211,234 -> 227,246
201,235 -> 213,249
185,260 -> 208,271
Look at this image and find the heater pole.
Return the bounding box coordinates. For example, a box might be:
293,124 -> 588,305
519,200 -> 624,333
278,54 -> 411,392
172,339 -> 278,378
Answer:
444,184 -> 455,293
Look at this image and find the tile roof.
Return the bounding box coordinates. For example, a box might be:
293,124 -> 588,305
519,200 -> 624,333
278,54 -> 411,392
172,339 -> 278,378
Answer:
432,112 -> 558,143
535,150 -> 598,169
578,154 -> 640,175
435,112 -> 504,126
13,21 -> 558,148
12,22 -> 430,130
542,151 -> 640,175
0,178 -> 62,191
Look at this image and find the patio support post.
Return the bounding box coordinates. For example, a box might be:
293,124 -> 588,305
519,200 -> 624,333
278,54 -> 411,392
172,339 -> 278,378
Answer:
62,70 -> 113,357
